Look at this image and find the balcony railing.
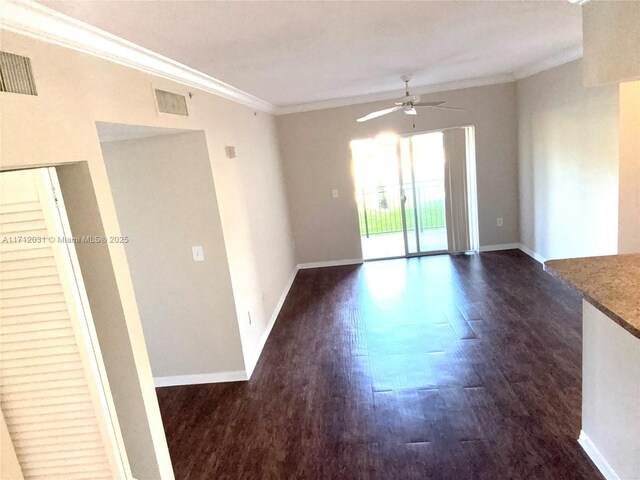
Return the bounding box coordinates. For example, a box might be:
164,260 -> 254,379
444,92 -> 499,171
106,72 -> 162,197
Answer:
358,180 -> 446,237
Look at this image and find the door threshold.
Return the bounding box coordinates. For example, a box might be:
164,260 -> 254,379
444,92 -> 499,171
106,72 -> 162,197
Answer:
364,250 -> 450,262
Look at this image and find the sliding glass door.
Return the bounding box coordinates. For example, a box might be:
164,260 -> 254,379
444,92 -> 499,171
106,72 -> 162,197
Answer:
399,133 -> 448,255
352,135 -> 406,259
352,128 -> 476,260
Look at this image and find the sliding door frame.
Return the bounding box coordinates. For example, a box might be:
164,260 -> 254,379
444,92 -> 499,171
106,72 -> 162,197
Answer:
364,124 -> 477,261
355,125 -> 478,262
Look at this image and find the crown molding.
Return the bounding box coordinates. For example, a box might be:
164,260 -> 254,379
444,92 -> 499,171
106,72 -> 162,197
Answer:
275,73 -> 516,115
513,45 -> 583,80
277,44 -> 583,116
0,0 -> 276,113
0,0 -> 584,117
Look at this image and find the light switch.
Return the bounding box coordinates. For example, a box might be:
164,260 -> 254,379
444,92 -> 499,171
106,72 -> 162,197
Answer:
225,146 -> 236,159
332,189 -> 339,198
192,246 -> 204,261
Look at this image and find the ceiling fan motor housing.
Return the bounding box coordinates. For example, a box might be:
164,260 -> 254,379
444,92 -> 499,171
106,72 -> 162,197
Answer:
395,94 -> 421,106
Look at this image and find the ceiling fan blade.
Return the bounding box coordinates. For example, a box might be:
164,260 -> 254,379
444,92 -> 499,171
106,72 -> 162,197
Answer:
429,105 -> 465,111
356,106 -> 401,122
404,107 -> 417,115
414,104 -> 465,111
413,101 -> 446,107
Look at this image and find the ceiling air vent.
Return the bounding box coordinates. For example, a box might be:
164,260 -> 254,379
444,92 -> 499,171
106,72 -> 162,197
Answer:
154,88 -> 188,116
0,51 -> 37,96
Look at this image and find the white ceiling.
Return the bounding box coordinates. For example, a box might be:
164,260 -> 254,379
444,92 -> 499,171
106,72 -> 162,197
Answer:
39,1 -> 582,110
96,122 -> 196,143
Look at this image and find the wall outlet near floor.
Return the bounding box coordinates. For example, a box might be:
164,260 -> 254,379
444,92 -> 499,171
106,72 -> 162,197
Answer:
496,217 -> 504,227
192,246 -> 204,261
332,189 -> 339,198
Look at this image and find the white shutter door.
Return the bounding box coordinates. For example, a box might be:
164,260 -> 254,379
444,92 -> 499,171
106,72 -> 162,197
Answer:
0,168 -> 129,479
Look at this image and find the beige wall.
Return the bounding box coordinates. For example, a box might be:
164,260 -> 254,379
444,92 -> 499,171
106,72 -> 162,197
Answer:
583,0 -> 640,86
101,132 -> 245,378
517,60 -> 620,261
618,81 -> 640,253
0,408 -> 23,480
0,31 -> 295,476
56,162 -> 165,479
276,82 -> 519,264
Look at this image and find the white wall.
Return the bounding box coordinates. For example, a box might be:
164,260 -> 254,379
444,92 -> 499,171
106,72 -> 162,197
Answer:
101,132 -> 245,378
276,82 -> 520,264
582,300 -> 640,480
517,60 -> 620,261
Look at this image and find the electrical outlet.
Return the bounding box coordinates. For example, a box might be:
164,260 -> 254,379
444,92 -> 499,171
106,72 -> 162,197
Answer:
332,189 -> 339,198
496,217 -> 504,227
192,246 -> 204,261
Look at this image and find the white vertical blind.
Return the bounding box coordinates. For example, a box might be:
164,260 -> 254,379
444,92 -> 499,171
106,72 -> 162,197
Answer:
0,169 -> 128,479
443,128 -> 472,253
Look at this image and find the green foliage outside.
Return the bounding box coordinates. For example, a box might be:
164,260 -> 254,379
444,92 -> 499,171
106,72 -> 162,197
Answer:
358,199 -> 445,236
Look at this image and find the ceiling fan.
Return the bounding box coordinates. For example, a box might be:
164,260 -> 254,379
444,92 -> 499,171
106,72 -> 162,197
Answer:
356,74 -> 464,123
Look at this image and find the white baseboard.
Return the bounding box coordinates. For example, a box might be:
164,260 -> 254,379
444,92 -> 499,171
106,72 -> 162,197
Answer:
154,370 -> 247,387
478,243 -> 520,252
244,265 -> 299,378
154,266 -> 300,387
297,258 -> 364,269
476,243 -> 548,266
578,430 -> 620,480
518,244 -> 547,264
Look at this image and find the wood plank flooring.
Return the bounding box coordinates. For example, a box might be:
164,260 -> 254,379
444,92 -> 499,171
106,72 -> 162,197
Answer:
157,250 -> 602,479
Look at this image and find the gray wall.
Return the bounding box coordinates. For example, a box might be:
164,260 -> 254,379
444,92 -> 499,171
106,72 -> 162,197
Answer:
101,132 -> 245,378
516,60 -> 620,260
276,82 -> 520,264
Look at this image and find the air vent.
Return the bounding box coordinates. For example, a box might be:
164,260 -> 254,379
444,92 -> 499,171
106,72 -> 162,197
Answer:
0,51 -> 37,96
154,88 -> 188,116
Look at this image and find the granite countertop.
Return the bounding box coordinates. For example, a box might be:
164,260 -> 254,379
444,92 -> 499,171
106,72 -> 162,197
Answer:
544,254 -> 640,339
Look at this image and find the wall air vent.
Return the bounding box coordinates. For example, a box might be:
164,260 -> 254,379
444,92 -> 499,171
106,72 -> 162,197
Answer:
0,51 -> 37,96
154,88 -> 189,116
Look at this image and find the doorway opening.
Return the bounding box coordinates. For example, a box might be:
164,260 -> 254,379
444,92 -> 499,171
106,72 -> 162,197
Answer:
351,127 -> 479,260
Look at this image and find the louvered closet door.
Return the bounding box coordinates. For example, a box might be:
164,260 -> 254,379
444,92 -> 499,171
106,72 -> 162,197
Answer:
0,168 -> 130,479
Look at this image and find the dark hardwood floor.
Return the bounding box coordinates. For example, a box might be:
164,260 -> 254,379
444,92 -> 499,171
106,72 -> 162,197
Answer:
157,250 -> 602,479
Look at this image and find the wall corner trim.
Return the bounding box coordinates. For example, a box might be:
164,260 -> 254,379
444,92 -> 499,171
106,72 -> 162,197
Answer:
0,0 -> 276,113
477,243 -> 549,265
297,258 -> 364,269
244,265 -> 300,379
518,244 -> 548,265
154,370 -> 248,388
578,430 -> 621,480
478,243 -> 520,252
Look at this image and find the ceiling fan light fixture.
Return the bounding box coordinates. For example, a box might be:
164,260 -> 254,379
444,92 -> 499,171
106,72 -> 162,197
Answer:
356,75 -> 465,123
